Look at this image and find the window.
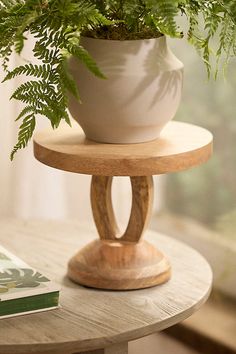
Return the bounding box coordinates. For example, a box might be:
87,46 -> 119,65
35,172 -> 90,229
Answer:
154,38 -> 236,299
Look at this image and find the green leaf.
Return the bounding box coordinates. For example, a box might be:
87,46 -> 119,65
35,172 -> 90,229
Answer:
3,64 -> 51,82
11,114 -> 36,160
67,44 -> 106,79
58,60 -> 80,99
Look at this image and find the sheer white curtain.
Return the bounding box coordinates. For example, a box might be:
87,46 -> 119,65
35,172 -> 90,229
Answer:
0,72 -> 90,221
0,51 -> 93,221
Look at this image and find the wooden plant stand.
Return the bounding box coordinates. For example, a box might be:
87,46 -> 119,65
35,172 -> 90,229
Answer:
34,121 -> 213,290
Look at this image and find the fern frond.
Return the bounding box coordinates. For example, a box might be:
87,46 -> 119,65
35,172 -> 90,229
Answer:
3,64 -> 51,82
66,43 -> 106,78
57,59 -> 80,99
149,0 -> 180,37
10,114 -> 36,161
15,106 -> 35,121
14,34 -> 26,55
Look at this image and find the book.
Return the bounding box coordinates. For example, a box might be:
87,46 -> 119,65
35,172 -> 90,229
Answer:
0,245 -> 60,319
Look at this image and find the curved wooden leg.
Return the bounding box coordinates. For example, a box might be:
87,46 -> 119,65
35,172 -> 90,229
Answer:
90,176 -> 153,242
67,176 -> 171,290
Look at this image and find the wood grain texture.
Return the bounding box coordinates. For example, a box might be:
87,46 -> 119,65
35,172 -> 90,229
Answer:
0,220 -> 212,354
90,176 -> 153,242
68,175 -> 170,290
67,239 -> 171,290
90,176 -> 119,242
33,121 -> 213,176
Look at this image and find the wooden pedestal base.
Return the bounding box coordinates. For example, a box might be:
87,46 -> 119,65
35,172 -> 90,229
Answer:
68,239 -> 171,290
67,175 -> 171,290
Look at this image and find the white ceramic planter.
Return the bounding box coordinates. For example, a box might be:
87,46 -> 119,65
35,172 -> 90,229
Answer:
68,36 -> 184,143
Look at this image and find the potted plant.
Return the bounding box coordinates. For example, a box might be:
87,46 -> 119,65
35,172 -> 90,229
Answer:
0,0 -> 235,159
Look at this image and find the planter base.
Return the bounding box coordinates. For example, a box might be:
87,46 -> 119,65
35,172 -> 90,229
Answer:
79,122 -> 163,144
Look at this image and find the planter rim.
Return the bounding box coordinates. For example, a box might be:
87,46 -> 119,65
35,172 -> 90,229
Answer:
80,34 -> 165,44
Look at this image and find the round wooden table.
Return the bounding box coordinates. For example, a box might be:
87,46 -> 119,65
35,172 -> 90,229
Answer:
0,220 -> 212,354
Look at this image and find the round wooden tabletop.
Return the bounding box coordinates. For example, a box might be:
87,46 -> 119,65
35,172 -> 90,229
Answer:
33,121 -> 213,176
0,220 -> 212,354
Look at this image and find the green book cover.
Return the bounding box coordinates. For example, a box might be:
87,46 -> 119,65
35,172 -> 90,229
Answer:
0,245 -> 60,319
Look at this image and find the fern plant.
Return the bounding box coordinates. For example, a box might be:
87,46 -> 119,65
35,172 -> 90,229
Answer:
0,0 -> 236,159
